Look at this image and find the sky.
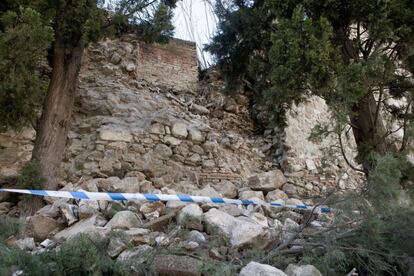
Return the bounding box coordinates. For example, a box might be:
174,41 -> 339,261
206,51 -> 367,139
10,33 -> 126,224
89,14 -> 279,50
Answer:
173,0 -> 218,67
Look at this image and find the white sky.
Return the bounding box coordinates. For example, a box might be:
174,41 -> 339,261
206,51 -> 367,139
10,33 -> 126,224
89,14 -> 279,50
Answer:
173,0 -> 217,67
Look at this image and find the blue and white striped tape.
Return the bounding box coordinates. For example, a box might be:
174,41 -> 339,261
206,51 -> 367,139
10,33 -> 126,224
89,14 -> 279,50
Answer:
0,188 -> 332,213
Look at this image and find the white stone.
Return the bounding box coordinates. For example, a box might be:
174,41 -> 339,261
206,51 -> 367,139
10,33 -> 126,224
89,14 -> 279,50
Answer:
240,262 -> 287,276
55,214 -> 108,240
188,128 -> 204,142
99,129 -> 132,142
117,245 -> 153,262
153,144 -> 173,159
285,264 -> 322,276
171,122 -> 188,139
266,189 -> 289,202
177,204 -> 203,226
106,211 -> 141,229
305,159 -> 317,171
248,170 -> 286,192
239,190 -> 264,200
163,136 -> 182,146
15,238 -> 36,251
149,123 -> 165,135
281,218 -> 300,244
203,208 -> 271,248
126,63 -> 136,72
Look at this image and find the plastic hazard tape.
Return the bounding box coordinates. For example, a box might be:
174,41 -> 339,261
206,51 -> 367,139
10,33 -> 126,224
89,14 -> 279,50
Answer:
0,188 -> 332,213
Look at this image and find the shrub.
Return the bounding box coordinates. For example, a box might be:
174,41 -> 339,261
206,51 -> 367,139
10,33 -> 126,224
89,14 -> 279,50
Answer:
17,160 -> 43,189
54,233 -> 127,275
0,215 -> 24,241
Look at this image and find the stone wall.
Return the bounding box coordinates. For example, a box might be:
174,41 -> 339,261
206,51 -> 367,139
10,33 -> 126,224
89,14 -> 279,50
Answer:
0,128 -> 35,183
0,35 -> 362,198
99,35 -> 198,91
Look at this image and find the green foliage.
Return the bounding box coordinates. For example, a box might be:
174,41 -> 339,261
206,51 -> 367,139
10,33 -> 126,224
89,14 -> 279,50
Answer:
208,0 -> 414,168
198,256 -> 236,276
0,6 -> 53,131
17,160 -> 43,189
301,154 -> 414,275
54,234 -> 127,275
0,242 -> 51,276
0,233 -> 129,275
141,3 -> 175,43
0,214 -> 24,241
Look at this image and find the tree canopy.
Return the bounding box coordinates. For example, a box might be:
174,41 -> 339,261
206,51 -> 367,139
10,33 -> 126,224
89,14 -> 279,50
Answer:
208,0 -> 414,172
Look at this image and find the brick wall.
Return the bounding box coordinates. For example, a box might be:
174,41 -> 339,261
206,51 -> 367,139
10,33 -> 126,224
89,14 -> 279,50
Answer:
135,37 -> 198,91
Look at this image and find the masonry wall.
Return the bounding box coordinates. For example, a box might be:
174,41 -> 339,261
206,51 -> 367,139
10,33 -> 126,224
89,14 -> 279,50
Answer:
0,36 -> 199,184
136,39 -> 198,91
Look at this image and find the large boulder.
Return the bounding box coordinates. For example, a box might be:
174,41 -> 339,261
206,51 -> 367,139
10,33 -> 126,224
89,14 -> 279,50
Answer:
240,262 -> 287,276
106,210 -> 141,229
203,208 -> 271,248
29,215 -> 60,241
248,170 -> 286,192
177,204 -> 203,230
54,214 -> 108,241
285,264 -> 322,276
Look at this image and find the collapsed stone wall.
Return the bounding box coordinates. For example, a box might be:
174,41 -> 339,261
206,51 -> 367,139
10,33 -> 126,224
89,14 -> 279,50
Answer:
0,35 -> 362,199
61,36 -> 273,195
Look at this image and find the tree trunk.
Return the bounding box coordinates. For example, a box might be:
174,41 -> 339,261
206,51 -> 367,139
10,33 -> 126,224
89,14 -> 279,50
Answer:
350,92 -> 391,174
32,37 -> 84,189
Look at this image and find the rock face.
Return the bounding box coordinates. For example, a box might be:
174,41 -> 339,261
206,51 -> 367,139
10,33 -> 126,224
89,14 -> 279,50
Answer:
240,262 -> 287,276
248,170 -> 286,192
203,208 -> 271,248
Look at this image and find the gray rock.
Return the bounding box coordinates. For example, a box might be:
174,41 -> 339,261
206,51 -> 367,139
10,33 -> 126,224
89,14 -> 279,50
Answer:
99,129 -> 132,142
188,128 -> 204,142
177,204 -> 203,229
125,63 -> 136,72
171,122 -> 188,138
149,123 -> 165,135
110,53 -> 122,64
164,135 -> 182,146
60,204 -> 78,226
139,201 -> 165,219
285,264 -> 322,276
29,215 -> 60,242
248,170 -> 286,192
15,237 -> 36,251
117,244 -> 153,262
281,218 -> 300,244
54,214 -> 108,241
266,189 -> 289,202
106,210 -> 141,229
107,236 -> 128,258
240,262 -> 287,276
213,180 -> 237,198
187,230 -> 206,243
239,190 -> 264,200
153,144 -> 173,159
112,177 -> 141,193
203,208 -> 271,248
190,103 -> 209,115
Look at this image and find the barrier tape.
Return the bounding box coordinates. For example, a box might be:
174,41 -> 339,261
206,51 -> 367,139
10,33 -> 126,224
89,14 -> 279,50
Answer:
0,188 -> 332,213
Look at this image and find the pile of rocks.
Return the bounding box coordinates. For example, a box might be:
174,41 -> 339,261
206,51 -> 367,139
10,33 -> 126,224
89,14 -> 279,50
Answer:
2,171 -> 328,275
